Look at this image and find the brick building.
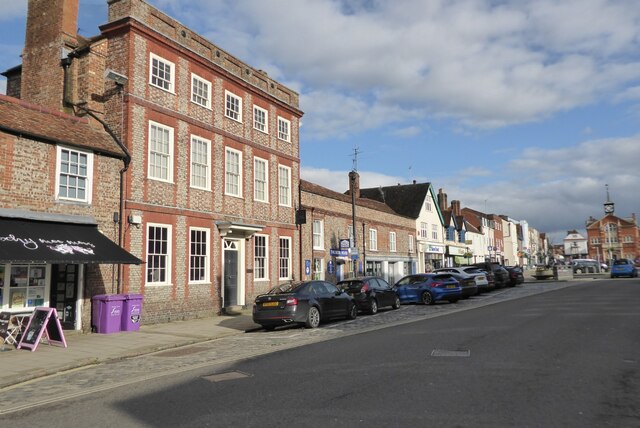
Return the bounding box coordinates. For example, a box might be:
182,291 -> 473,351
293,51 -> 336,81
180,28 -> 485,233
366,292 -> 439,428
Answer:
586,214 -> 640,264
0,95 -> 140,331
1,0 -> 302,328
301,174 -> 417,285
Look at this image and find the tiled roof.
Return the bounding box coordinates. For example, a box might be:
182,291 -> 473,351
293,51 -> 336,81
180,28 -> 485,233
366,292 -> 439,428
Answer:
301,180 -> 406,217
358,182 -> 432,218
0,94 -> 125,158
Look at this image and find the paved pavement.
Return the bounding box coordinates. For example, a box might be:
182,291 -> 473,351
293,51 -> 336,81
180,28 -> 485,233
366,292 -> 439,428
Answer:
0,275 -> 596,416
0,309 -> 262,389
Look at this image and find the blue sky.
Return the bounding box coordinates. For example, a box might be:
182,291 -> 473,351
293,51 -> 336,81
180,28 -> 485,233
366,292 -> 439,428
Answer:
1,0 -> 639,243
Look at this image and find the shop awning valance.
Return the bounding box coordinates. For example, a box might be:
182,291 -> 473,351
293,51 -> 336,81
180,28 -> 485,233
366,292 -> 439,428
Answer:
0,217 -> 141,264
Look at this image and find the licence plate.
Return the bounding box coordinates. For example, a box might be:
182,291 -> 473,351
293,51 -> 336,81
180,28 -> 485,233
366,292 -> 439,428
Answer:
262,301 -> 279,307
446,285 -> 456,289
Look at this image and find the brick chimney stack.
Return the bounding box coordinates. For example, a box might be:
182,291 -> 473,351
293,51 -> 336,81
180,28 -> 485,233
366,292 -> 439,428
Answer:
437,188 -> 448,212
21,0 -> 79,110
451,200 -> 461,216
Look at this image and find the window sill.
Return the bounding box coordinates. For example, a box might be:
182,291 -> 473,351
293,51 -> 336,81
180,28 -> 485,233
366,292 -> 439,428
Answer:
149,83 -> 175,95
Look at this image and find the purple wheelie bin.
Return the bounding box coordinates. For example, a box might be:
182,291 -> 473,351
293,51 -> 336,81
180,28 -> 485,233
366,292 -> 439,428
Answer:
92,294 -> 125,334
121,293 -> 143,332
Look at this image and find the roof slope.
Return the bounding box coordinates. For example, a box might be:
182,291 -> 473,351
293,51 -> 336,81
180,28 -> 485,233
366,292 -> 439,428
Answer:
358,182 -> 432,218
0,94 -> 124,158
301,180 -> 407,217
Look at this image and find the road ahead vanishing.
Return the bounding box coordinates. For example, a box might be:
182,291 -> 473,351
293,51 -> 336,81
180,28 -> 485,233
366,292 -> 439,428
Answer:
2,279 -> 639,427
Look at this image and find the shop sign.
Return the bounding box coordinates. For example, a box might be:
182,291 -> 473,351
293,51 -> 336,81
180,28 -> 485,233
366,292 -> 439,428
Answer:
330,249 -> 349,257
426,245 -> 444,253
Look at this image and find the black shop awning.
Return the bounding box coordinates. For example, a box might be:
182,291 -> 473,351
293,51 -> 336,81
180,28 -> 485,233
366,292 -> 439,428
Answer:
0,217 -> 141,264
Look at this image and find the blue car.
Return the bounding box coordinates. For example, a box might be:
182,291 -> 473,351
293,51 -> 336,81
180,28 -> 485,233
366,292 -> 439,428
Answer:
394,273 -> 462,305
610,259 -> 638,278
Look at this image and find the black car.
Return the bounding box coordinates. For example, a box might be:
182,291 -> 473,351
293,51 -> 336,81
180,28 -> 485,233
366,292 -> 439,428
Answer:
504,266 -> 524,286
472,262 -> 509,288
252,281 -> 357,330
337,276 -> 401,314
432,269 -> 479,298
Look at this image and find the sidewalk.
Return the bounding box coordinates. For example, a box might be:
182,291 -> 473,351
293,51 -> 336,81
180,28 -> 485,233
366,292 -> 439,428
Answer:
0,310 -> 261,389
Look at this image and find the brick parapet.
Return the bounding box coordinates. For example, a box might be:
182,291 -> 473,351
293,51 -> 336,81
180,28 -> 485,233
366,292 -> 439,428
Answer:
106,0 -> 300,111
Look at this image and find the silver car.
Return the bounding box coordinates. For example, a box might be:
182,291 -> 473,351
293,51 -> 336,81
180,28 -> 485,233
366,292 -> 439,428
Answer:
434,267 -> 490,293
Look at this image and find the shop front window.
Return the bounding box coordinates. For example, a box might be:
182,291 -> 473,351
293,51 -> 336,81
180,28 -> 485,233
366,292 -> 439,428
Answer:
9,265 -> 46,309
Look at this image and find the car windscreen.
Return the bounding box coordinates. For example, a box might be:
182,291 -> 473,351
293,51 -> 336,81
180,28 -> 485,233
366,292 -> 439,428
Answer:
267,282 -> 305,294
613,259 -> 630,265
432,274 -> 454,281
337,280 -> 363,290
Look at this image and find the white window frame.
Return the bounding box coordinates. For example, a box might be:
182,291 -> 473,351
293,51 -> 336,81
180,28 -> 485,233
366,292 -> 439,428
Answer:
146,223 -> 172,286
55,146 -> 93,203
279,237 -> 292,280
191,73 -> 212,109
389,232 -> 397,252
278,165 -> 291,207
190,135 -> 211,190
225,90 -> 242,122
149,53 -> 175,93
313,220 -> 324,250
313,258 -> 324,280
148,121 -> 174,183
369,229 -> 378,251
420,222 -> 428,239
277,116 -> 291,142
189,227 -> 210,284
225,147 -> 243,197
253,157 -> 269,203
253,105 -> 268,133
432,224 -> 439,240
254,234 -> 269,281
409,235 -> 415,253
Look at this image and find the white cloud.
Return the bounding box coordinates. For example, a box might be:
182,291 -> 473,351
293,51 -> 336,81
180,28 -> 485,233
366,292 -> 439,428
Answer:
143,0 -> 640,139
0,1 -> 26,22
303,135 -> 640,241
390,126 -> 421,138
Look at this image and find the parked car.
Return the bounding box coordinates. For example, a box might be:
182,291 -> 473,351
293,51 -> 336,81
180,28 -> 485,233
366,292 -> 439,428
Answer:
483,270 -> 496,291
337,276 -> 400,314
252,281 -> 357,330
435,266 -> 490,293
572,259 -> 601,274
610,259 -> 638,278
393,273 -> 462,305
433,268 -> 478,298
504,266 -> 524,286
472,262 -> 509,288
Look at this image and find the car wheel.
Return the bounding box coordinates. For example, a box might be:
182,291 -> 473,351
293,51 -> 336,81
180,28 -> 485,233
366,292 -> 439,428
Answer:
421,291 -> 434,305
392,295 -> 401,309
347,303 -> 358,320
369,299 -> 378,315
305,306 -> 321,328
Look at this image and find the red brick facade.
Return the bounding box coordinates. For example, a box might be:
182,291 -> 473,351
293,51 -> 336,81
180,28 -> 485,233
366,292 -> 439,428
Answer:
1,0 -> 303,328
301,178 -> 417,285
586,214 -> 640,263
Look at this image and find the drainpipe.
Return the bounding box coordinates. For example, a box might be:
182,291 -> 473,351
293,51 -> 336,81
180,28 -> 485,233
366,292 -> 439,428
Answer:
62,57 -> 131,294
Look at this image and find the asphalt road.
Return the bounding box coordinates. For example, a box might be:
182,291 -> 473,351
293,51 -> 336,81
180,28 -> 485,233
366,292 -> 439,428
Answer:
3,278 -> 639,427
